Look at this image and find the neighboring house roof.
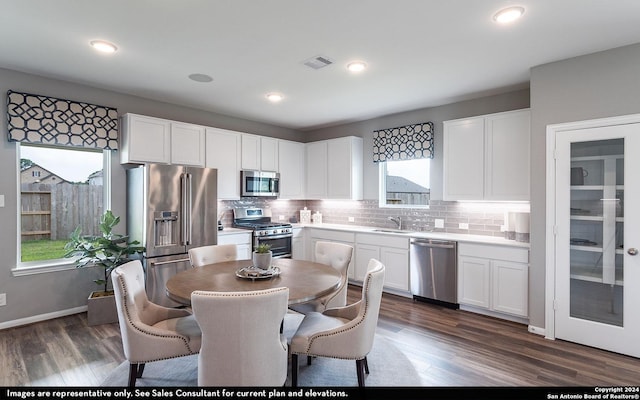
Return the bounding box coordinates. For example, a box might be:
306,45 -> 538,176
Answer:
386,175 -> 429,193
21,164 -> 68,184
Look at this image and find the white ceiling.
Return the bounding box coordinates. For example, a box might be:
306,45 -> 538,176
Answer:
2,1 -> 640,131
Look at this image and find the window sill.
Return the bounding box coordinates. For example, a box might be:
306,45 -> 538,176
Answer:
12,259 -> 78,276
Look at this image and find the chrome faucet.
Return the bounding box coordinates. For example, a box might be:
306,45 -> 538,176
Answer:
388,216 -> 403,230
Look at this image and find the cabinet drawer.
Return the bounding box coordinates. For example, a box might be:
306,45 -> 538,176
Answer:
458,242 -> 528,263
356,233 -> 409,249
217,232 -> 252,246
309,229 -> 355,242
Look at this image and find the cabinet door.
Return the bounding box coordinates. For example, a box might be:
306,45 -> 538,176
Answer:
206,128 -> 241,199
485,110 -> 530,201
381,247 -> 409,292
492,260 -> 528,316
121,114 -> 171,164
260,137 -> 279,172
355,244 -> 380,282
305,141 -> 328,199
443,117 -> 485,200
217,233 -> 252,260
327,137 -> 362,200
458,256 -> 491,308
241,134 -> 260,170
292,228 -> 306,260
171,122 -> 206,166
278,140 -> 305,199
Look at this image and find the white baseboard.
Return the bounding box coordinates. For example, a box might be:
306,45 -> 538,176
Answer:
0,306 -> 87,330
528,325 -> 546,336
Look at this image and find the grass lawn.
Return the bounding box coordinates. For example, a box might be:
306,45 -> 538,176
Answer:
21,239 -> 69,262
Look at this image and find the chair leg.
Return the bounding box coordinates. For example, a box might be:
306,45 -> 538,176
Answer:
291,354 -> 299,387
128,363 -> 146,387
363,356 -> 369,374
137,363 -> 146,378
307,355 -> 313,365
128,364 -> 138,387
356,359 -> 366,387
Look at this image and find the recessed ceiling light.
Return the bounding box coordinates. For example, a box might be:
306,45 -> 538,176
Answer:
188,73 -> 213,83
347,61 -> 367,73
493,6 -> 525,24
89,40 -> 118,53
266,93 -> 284,103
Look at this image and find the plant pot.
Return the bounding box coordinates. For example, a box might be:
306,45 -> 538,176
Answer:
252,251 -> 272,270
87,290 -> 118,326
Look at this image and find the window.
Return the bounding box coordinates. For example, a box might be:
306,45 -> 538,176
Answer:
19,144 -> 110,265
379,158 -> 430,208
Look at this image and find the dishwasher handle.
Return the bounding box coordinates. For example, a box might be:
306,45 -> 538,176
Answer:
410,239 -> 456,249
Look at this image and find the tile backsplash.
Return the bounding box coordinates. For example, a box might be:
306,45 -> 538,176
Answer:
219,198 -> 530,238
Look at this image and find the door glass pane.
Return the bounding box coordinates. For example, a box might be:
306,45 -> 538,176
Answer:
569,139 -> 624,326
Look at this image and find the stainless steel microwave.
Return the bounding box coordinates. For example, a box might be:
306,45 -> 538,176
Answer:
241,170 -> 280,197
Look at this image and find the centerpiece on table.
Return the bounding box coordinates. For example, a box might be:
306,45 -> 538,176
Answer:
252,243 -> 272,270
64,210 -> 145,325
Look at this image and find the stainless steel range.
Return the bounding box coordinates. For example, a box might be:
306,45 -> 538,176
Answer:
233,207 -> 293,258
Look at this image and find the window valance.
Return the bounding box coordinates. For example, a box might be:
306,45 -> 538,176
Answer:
7,90 -> 118,150
373,121 -> 434,162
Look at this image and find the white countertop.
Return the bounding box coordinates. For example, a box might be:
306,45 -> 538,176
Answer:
291,223 -> 529,248
217,227 -> 252,236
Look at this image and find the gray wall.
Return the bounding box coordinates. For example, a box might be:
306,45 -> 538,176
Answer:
304,89 -> 531,201
528,42 -> 640,329
0,67 -> 299,324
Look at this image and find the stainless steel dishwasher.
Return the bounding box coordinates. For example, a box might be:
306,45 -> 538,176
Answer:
410,238 -> 458,308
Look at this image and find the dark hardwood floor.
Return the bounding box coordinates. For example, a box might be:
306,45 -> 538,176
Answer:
1,285 -> 638,387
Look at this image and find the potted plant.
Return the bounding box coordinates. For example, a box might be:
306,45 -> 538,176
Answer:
252,243 -> 272,270
64,210 -> 145,326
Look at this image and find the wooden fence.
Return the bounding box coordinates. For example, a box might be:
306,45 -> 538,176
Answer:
21,183 -> 104,241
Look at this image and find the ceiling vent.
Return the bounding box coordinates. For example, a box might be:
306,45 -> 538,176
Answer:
303,55 -> 334,70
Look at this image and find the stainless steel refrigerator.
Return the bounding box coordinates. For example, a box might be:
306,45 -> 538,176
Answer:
126,163 -> 217,307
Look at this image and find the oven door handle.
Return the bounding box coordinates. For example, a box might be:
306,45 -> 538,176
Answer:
257,234 -> 293,240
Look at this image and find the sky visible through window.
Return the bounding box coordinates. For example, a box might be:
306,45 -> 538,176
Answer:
21,145 -> 103,182
386,158 -> 430,189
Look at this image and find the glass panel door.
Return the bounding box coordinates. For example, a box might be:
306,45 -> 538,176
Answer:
569,139 -> 624,326
553,120 -> 640,358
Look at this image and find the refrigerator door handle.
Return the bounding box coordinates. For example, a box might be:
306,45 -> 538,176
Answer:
185,172 -> 193,245
181,172 -> 189,246
148,257 -> 191,266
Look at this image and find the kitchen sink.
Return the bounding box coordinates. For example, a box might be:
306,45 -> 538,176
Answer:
371,229 -> 412,234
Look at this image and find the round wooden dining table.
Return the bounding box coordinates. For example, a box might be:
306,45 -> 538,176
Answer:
165,258 -> 343,306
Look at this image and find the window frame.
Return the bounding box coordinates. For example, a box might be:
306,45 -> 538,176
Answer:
13,144 -> 112,275
378,158 -> 431,209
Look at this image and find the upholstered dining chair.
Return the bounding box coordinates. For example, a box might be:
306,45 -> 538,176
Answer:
289,241 -> 353,314
188,243 -> 237,267
191,287 -> 289,386
290,258 -> 385,387
111,260 -> 202,387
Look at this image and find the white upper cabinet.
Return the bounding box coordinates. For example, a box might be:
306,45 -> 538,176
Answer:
241,134 -> 278,172
170,121 -> 206,167
205,127 -> 242,200
120,114 -> 171,164
305,140 -> 328,199
327,136 -> 363,200
278,139 -> 306,199
306,136 -> 363,200
120,113 -> 205,166
443,109 -> 530,201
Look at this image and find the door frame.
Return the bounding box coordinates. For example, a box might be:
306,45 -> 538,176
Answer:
545,113 -> 640,341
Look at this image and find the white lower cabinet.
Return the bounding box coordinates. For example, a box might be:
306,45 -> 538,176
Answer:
355,233 -> 409,295
217,231 -> 252,260
458,243 -> 529,319
291,228 -> 305,260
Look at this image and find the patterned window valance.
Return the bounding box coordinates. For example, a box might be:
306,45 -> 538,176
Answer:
7,90 -> 118,150
373,121 -> 434,162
